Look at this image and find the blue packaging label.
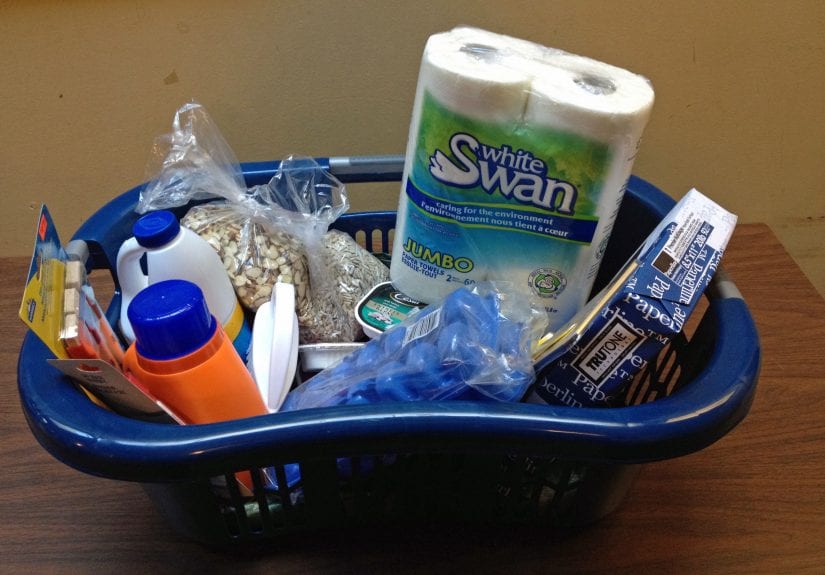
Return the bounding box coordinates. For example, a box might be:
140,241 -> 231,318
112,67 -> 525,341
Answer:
529,189 -> 737,407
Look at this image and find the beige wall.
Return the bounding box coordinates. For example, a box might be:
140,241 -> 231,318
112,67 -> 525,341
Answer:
2,1 -> 823,288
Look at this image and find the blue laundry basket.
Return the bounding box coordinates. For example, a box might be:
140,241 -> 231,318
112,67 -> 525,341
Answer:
17,156 -> 760,546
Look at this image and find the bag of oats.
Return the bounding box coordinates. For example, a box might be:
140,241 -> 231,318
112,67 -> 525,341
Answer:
258,155 -> 389,343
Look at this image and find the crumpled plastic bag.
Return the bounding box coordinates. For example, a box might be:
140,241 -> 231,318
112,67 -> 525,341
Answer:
280,282 -> 548,411
137,101 -> 388,342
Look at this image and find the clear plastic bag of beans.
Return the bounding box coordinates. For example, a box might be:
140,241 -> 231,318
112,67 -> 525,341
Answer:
179,203 -> 311,312
138,102 -> 388,343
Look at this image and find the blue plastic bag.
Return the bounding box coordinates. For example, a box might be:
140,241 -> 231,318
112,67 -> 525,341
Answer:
280,282 -> 547,411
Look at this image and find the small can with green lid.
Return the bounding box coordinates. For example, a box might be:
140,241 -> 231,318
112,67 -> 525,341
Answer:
355,282 -> 428,338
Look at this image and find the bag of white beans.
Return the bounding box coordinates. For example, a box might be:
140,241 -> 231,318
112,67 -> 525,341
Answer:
181,202 -> 388,343
137,102 -> 388,343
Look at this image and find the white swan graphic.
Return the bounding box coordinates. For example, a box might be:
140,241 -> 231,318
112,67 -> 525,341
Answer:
429,133 -> 480,187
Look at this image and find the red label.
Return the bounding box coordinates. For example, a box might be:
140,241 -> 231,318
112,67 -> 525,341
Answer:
38,214 -> 48,241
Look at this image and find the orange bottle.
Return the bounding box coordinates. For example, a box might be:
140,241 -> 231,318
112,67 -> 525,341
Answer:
123,279 -> 267,426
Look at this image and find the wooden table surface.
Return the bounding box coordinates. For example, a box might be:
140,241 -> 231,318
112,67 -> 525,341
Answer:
2,223 -> 824,574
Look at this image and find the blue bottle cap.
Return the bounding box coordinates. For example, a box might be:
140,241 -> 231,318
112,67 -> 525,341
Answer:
133,210 -> 180,248
128,279 -> 217,360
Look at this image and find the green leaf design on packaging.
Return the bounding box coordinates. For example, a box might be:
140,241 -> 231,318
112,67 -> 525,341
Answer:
412,92 -> 611,218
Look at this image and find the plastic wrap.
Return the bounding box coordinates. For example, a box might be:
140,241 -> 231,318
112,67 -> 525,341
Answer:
136,102 -> 388,343
390,27 -> 655,336
263,157 -> 389,342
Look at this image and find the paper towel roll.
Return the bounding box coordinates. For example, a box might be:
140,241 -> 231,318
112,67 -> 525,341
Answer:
525,54 -> 654,140
517,54 -> 654,318
418,28 -> 533,123
391,27 -> 655,324
391,29 -> 535,302
446,26 -> 563,74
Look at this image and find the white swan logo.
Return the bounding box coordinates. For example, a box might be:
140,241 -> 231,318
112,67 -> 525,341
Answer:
429,133 -> 480,187
428,133 -> 578,215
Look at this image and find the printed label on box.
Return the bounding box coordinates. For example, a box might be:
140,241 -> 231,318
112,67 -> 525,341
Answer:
528,188 -> 737,407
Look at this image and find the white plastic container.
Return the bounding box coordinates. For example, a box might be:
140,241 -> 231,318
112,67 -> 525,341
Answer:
116,210 -> 251,357
247,282 -> 299,412
298,342 -> 365,373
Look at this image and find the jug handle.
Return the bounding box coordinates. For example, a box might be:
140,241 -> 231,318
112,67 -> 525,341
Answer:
116,237 -> 149,342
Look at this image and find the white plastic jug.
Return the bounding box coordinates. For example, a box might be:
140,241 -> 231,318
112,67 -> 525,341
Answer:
116,210 -> 250,357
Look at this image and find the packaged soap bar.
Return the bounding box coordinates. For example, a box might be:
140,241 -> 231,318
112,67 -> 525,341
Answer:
527,188 -> 737,408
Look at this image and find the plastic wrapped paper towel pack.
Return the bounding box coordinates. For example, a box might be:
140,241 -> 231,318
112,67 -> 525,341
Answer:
389,27 -> 655,336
